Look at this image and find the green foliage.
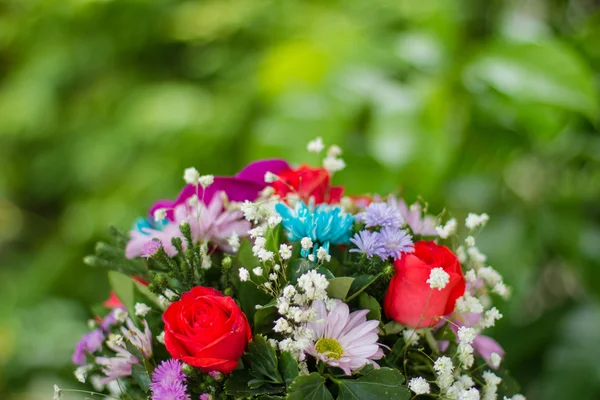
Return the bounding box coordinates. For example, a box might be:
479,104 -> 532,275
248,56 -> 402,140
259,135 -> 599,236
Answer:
357,293 -> 381,321
225,335 -> 300,398
286,373 -> 333,400
335,368 -> 409,400
326,277 -> 355,301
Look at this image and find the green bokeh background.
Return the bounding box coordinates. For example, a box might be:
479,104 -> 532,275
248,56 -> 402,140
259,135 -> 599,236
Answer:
1,0 -> 599,399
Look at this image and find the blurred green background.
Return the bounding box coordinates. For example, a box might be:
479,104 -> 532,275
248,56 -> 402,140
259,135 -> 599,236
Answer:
1,0 -> 600,398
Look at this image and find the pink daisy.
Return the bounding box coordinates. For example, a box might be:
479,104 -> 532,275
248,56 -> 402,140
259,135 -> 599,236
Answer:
305,300 -> 384,375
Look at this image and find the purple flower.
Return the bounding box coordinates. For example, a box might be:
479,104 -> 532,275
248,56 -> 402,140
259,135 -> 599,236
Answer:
149,159 -> 290,221
96,340 -> 139,383
72,329 -> 104,365
358,202 -> 403,229
141,239 -> 162,258
387,197 -> 438,236
379,227 -> 414,259
151,359 -> 190,400
349,230 -> 384,258
101,308 -> 123,332
127,193 -> 251,258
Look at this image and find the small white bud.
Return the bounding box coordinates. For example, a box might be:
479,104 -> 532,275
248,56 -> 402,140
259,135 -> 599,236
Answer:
239,268 -> 249,282
183,167 -> 200,184
264,171 -> 279,183
307,137 -> 325,153
153,208 -> 167,222
198,174 -> 214,188
134,303 -> 151,317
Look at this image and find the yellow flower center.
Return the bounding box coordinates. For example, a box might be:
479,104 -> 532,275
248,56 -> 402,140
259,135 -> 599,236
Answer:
315,338 -> 344,359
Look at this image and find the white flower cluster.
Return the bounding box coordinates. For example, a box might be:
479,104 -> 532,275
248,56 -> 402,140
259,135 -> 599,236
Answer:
306,137 -> 346,173
240,200 -> 277,224
482,371 -> 502,400
272,270 -> 330,360
465,213 -> 489,230
427,267 -> 450,290
436,218 -> 457,239
408,377 -> 431,395
183,167 -> 214,188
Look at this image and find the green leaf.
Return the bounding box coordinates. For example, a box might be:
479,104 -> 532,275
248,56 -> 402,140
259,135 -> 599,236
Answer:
357,293 -> 381,321
382,321 -> 405,336
225,370 -> 284,398
286,373 -> 334,400
278,351 -> 299,387
265,225 -> 285,253
247,335 -> 283,383
286,258 -> 319,284
326,277 -> 355,301
464,40 -> 599,119
254,300 -> 278,335
131,364 -> 151,392
108,271 -> 135,316
336,368 -> 409,400
347,274 -> 381,301
134,280 -> 163,310
316,265 -> 336,280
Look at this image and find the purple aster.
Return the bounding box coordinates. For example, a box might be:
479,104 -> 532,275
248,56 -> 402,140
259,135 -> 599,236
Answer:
72,329 -> 104,365
141,239 -> 162,258
379,227 -> 414,259
358,202 -> 403,229
101,308 -> 123,332
151,359 -> 190,400
349,230 -> 384,258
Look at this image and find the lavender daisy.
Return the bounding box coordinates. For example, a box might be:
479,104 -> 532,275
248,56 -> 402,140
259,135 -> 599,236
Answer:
95,341 -> 139,383
150,359 -> 190,400
305,299 -> 384,375
127,192 -> 250,258
379,227 -> 414,259
387,197 -> 438,236
358,202 -> 403,228
349,230 -> 384,259
72,329 -> 104,365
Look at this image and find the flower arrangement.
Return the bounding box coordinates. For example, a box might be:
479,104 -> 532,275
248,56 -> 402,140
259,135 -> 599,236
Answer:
60,138 -> 525,400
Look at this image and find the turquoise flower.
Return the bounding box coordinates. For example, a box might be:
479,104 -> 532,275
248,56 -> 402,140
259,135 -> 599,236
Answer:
275,201 -> 354,257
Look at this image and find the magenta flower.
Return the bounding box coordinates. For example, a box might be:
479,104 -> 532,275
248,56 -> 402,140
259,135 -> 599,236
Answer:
305,299 -> 384,375
149,159 -> 289,221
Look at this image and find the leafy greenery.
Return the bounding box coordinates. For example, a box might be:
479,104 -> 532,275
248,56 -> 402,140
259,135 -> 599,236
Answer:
335,368 -> 409,400
286,373 -> 333,400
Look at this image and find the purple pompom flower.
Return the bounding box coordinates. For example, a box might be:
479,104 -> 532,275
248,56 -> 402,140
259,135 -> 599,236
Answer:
151,359 -> 190,400
72,329 -> 104,365
358,202 -> 403,229
349,230 -> 384,258
379,227 -> 414,259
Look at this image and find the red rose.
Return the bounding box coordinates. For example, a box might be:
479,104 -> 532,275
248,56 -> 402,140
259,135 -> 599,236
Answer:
384,241 -> 465,328
163,286 -> 252,373
272,165 -> 343,204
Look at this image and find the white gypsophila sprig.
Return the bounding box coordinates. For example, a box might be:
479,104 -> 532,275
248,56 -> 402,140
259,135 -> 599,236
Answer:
459,388 -> 481,400
239,268 -> 249,282
327,145 -> 342,158
480,307 -> 503,329
264,171 -> 279,183
253,267 -> 264,276
455,294 -> 484,314
482,371 -> 502,400
183,167 -> 200,184
465,213 -> 489,230
457,342 -> 475,369
316,247 -> 331,262
227,232 -> 241,252
307,137 -> 325,153
301,237 -> 313,251
436,218 -> 457,239
427,267 -> 450,290
153,208 -> 167,222
53,384 -> 61,400
199,174 -> 214,188
323,156 -> 346,173
434,356 -> 455,390
134,303 -> 151,317
408,377 -> 431,395
490,352 -> 502,368
279,244 -> 292,260
403,329 -> 421,346
457,326 -> 477,345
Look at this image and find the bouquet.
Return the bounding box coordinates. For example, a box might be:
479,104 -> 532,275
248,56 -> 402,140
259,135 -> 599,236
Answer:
61,138 -> 525,400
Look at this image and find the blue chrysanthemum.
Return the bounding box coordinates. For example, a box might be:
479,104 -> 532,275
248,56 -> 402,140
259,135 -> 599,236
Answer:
275,201 -> 354,257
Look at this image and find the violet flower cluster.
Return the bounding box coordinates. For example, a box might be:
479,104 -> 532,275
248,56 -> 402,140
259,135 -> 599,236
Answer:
150,359 -> 191,400
350,202 -> 414,259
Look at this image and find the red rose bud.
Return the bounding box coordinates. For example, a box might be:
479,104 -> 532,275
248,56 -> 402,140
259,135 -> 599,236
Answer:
272,165 -> 343,204
162,286 -> 252,374
384,241 -> 465,328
